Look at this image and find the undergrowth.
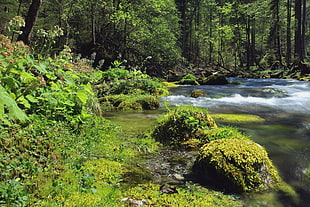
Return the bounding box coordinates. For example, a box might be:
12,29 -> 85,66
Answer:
0,34 -> 244,206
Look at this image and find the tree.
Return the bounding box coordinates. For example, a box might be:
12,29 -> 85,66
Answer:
286,0 -> 292,66
17,0 -> 42,45
294,0 -> 303,62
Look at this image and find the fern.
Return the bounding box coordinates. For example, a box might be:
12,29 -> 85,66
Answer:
0,85 -> 28,124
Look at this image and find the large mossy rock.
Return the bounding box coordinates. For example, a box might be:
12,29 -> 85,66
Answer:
198,74 -> 228,85
152,106 -> 217,148
192,139 -> 281,193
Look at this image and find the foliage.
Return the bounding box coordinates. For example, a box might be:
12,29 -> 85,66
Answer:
179,74 -> 199,85
32,25 -> 64,56
102,94 -> 160,111
7,16 -> 25,35
96,63 -> 167,111
0,34 -> 101,124
98,65 -> 168,97
193,139 -> 282,193
152,106 -> 217,148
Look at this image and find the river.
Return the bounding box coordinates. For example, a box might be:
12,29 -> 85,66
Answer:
161,77 -> 310,206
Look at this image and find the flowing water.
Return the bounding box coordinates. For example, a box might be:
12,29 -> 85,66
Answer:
104,78 -> 310,206
162,77 -> 310,206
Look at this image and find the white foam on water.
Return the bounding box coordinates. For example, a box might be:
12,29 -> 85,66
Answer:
161,81 -> 310,114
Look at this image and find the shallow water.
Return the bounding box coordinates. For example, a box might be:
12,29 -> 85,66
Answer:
103,78 -> 310,206
161,77 -> 310,206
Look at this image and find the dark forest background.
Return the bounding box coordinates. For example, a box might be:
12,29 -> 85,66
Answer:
1,0 -> 309,76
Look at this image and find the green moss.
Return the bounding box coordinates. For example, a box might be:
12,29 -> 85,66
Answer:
122,164 -> 153,187
102,94 -> 160,111
305,168 -> 310,186
212,113 -> 265,125
117,100 -> 143,111
193,139 -> 282,193
120,183 -> 243,207
161,81 -> 180,87
152,106 -> 217,148
197,126 -> 250,143
179,74 -> 199,85
81,158 -> 124,185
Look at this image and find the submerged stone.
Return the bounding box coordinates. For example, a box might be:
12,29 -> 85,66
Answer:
190,90 -> 205,98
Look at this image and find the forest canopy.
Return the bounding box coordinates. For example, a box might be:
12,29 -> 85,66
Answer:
1,0 -> 309,75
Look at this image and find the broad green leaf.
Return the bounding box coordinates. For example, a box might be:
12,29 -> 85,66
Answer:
20,72 -> 37,83
84,83 -> 94,95
77,90 -> 88,104
0,76 -> 18,89
35,63 -> 48,73
26,94 -> 39,103
17,96 -> 31,109
0,85 -> 28,122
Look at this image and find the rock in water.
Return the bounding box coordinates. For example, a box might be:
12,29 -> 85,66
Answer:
192,139 -> 281,193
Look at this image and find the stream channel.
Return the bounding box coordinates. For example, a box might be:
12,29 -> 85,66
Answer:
105,77 -> 310,206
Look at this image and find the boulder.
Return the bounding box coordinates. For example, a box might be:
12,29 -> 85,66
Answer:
152,106 -> 217,148
198,74 -> 228,85
192,139 -> 281,193
190,90 -> 205,98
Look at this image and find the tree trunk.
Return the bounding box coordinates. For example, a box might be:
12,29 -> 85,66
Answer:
294,0 -> 302,62
275,1 -> 282,65
286,0 -> 292,67
246,16 -> 251,71
301,0 -> 306,60
17,0 -> 42,45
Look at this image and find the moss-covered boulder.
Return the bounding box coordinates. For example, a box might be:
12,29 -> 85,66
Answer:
117,100 -> 143,111
190,90 -> 205,98
198,74 -> 228,85
101,94 -> 160,111
152,106 -> 217,148
193,139 -> 281,193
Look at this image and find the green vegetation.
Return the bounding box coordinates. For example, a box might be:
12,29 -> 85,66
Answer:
152,106 -> 218,148
193,139 -> 282,193
179,74 -> 199,85
1,0 -> 306,203
121,183 -> 243,207
0,34 -> 161,206
0,34 -> 247,206
212,114 -> 265,125
1,0 -> 309,77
